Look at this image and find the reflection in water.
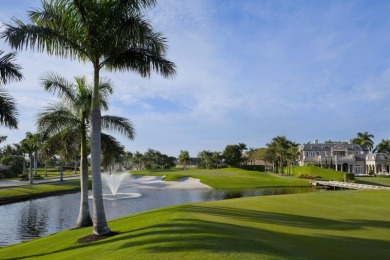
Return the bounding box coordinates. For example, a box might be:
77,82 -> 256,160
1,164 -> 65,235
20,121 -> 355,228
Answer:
0,186 -> 318,247
17,200 -> 49,241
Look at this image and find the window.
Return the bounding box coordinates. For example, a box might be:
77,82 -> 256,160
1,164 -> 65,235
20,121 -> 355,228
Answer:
353,165 -> 362,174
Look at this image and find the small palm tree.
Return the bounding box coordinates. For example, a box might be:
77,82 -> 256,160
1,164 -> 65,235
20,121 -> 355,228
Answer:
178,150 -> 190,170
0,50 -> 23,129
101,134 -> 125,174
266,136 -> 295,174
37,73 -> 135,228
373,139 -> 390,154
352,131 -> 374,151
20,132 -> 39,184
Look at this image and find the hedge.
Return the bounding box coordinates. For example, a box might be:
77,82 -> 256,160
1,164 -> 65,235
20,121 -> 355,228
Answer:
287,165 -> 353,182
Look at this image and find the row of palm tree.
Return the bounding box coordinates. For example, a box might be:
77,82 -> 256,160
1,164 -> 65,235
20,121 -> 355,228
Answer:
1,0 -> 176,235
266,136 -> 298,174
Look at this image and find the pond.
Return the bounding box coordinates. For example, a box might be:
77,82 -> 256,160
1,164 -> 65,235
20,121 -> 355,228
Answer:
0,181 -> 317,247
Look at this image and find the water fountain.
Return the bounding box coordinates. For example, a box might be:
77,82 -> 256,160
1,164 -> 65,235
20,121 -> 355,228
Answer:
90,172 -> 142,200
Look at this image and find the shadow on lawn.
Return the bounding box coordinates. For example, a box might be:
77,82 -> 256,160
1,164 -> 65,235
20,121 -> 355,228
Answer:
4,205 -> 390,259
179,205 -> 390,230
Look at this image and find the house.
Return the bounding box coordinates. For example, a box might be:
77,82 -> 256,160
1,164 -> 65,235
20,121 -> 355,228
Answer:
298,140 -> 389,175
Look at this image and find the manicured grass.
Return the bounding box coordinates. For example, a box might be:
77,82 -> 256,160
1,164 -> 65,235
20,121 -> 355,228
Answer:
0,180 -> 83,204
355,176 -> 390,187
133,168 -> 310,189
1,190 -> 389,259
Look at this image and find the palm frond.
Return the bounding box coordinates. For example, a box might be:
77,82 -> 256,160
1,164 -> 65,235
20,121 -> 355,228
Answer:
1,16 -> 87,62
103,47 -> 176,78
40,72 -> 77,102
0,50 -> 23,84
101,115 -> 135,140
36,103 -> 80,137
0,87 -> 18,129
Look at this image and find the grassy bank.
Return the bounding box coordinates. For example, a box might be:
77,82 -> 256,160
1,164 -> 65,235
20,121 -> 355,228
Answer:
133,168 -> 310,189
1,190 -> 389,259
0,180 -> 83,204
355,176 -> 390,187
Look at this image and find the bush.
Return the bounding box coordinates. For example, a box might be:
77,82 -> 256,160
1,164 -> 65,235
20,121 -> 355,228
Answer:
289,165 -> 346,181
241,165 -> 265,172
18,174 -> 28,180
299,174 -> 314,179
1,155 -> 24,177
344,173 -> 355,182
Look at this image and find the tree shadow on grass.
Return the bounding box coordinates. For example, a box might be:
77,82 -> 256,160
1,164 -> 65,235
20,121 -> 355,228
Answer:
4,205 -> 390,259
114,219 -> 390,259
179,205 -> 390,231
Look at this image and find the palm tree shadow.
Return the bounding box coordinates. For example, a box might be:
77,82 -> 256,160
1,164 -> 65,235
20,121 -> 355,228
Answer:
4,205 -> 390,259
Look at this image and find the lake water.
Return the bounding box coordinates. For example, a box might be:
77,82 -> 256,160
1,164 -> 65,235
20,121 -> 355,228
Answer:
0,183 -> 316,247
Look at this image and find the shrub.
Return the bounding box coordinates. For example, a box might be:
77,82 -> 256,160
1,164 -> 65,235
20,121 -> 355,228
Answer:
299,174 -> 314,179
18,174 -> 28,180
344,173 -> 355,182
289,165 -> 346,181
241,165 -> 265,172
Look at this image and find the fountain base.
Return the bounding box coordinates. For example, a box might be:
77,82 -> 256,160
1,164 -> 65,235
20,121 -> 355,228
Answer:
89,192 -> 142,201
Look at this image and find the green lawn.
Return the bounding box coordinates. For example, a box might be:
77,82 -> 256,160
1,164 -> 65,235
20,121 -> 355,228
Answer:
355,176 -> 390,187
133,168 -> 310,189
0,180 -> 83,204
1,190 -> 389,259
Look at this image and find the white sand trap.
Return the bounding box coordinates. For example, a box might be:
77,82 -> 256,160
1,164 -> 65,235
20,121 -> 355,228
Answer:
129,175 -> 212,190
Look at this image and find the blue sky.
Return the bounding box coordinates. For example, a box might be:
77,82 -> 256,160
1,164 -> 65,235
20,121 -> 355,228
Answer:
1,0 -> 390,157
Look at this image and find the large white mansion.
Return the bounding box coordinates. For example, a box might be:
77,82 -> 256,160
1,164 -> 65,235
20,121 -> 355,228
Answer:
298,140 -> 389,175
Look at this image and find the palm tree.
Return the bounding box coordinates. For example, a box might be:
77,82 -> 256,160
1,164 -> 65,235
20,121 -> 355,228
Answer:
20,132 -> 39,184
0,136 -> 7,144
2,0 -> 176,235
101,133 -> 125,174
178,150 -> 190,170
373,139 -> 390,154
37,73 -> 135,228
0,50 -> 23,129
352,131 -> 374,151
266,136 -> 295,174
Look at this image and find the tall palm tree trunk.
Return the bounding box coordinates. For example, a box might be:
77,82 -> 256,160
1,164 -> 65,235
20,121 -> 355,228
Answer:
77,122 -> 92,227
29,155 -> 33,184
44,162 -> 48,177
91,66 -> 110,235
34,151 -> 38,176
60,163 -> 64,182
22,156 -> 26,175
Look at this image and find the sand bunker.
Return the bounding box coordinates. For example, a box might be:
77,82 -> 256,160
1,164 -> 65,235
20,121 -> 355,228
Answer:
130,175 -> 212,190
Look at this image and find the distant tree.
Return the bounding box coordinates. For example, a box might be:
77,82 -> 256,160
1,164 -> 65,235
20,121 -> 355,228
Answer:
373,139 -> 390,154
0,136 -> 7,144
352,131 -> 374,151
212,151 -> 222,169
238,143 -> 247,152
178,150 -> 190,170
222,145 -> 242,167
197,150 -> 213,169
122,151 -> 133,170
19,132 -> 39,184
266,136 -> 296,174
160,155 -> 176,169
131,151 -> 144,170
286,143 -> 300,175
